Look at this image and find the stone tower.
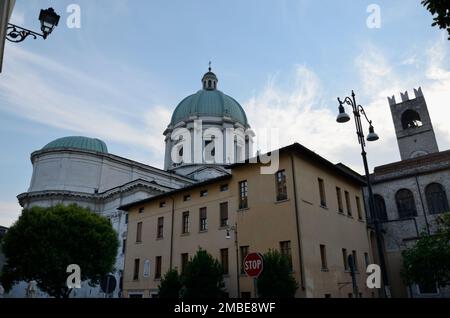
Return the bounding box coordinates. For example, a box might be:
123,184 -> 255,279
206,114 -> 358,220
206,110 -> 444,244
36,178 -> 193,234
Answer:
388,87 -> 439,161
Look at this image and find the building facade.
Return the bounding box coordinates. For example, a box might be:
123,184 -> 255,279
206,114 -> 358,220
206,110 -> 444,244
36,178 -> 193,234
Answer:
366,88 -> 450,298
122,144 -> 376,298
7,68 -> 253,297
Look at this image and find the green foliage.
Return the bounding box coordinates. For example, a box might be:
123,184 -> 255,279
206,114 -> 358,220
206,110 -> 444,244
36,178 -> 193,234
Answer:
0,204 -> 119,298
257,250 -> 298,298
402,213 -> 450,288
421,0 -> 450,39
158,269 -> 182,298
181,249 -> 226,298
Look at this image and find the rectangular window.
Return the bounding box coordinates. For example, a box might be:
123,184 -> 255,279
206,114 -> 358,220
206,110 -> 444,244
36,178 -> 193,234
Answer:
220,184 -> 229,192
183,194 -> 191,201
182,211 -> 189,234
143,259 -> 150,278
324,294 -> 332,298
320,244 -> 328,270
122,239 -> 126,254
364,252 -> 370,268
181,253 -> 189,274
139,207 -> 144,213
240,246 -> 249,274
345,191 -> 352,216
356,196 -> 363,220
157,217 -> 164,238
221,248 -> 229,275
155,256 -> 162,279
220,202 -> 228,227
336,187 -> 343,213
136,222 -> 142,243
159,201 -> 166,208
342,248 -> 349,271
200,189 -> 208,197
133,258 -> 140,280
318,178 -> 326,207
239,180 -> 248,209
352,250 -> 358,271
199,207 -> 207,231
280,241 -> 292,270
275,170 -> 288,201
125,213 -> 128,224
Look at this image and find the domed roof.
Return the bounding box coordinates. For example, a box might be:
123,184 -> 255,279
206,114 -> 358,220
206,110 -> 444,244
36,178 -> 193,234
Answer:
171,89 -> 249,127
42,136 -> 108,153
170,66 -> 249,127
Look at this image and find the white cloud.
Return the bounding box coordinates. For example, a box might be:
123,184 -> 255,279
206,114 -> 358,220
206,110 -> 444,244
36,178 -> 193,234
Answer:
0,201 -> 21,227
0,45 -> 170,167
243,35 -> 450,174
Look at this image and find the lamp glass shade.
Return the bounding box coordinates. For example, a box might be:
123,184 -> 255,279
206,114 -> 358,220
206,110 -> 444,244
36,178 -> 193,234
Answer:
336,105 -> 350,123
367,125 -> 379,141
39,8 -> 60,38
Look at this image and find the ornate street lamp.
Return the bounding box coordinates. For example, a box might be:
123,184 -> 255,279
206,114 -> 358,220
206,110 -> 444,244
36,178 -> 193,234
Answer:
6,7 -> 60,43
336,90 -> 389,297
225,223 -> 240,297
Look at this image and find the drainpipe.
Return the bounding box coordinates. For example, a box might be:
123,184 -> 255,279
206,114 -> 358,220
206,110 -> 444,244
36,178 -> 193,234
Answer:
169,195 -> 175,269
414,174 -> 430,235
290,153 -> 306,291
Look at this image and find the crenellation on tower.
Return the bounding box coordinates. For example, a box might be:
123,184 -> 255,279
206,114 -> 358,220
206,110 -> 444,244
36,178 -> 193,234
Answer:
388,87 -> 439,160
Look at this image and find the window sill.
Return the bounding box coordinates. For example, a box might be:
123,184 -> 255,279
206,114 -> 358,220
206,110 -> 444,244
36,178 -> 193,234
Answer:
237,207 -> 249,212
135,241 -> 142,244
275,198 -> 290,204
180,233 -> 190,237
347,215 -> 353,219
320,205 -> 328,210
199,230 -> 208,234
321,268 -> 329,272
156,237 -> 164,241
358,219 -> 365,223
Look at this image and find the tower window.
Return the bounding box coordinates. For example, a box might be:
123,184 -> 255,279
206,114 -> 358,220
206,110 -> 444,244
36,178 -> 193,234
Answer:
401,109 -> 423,129
208,80 -> 212,88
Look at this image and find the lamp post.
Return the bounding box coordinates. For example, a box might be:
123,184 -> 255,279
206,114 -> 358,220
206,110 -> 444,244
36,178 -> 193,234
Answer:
225,222 -> 240,297
6,7 -> 60,43
336,90 -> 390,297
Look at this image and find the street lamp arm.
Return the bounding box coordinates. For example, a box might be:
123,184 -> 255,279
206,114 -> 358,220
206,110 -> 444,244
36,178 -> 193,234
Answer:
6,23 -> 44,43
338,96 -> 355,108
357,105 -> 373,125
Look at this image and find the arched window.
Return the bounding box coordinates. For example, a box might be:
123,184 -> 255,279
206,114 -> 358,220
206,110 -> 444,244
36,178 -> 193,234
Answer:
208,80 -> 212,88
425,183 -> 449,215
396,189 -> 417,218
374,194 -> 388,221
401,110 -> 422,129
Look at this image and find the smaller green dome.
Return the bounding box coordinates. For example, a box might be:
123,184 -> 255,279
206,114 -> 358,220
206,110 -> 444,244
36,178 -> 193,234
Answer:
43,136 -> 108,153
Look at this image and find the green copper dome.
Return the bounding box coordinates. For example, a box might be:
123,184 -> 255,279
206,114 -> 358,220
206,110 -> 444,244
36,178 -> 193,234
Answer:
171,90 -> 249,127
170,67 -> 249,127
42,136 -> 108,153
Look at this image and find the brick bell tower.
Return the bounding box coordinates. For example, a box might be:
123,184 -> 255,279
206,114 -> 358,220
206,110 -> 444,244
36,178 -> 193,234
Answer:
388,87 -> 439,161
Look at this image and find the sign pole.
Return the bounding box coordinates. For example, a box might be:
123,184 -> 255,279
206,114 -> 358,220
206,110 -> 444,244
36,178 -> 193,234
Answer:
253,278 -> 258,298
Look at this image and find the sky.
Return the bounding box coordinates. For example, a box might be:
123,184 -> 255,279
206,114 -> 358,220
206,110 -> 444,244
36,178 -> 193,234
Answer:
0,0 -> 449,226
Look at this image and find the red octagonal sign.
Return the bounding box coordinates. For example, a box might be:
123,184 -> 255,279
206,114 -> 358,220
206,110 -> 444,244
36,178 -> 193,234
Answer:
244,253 -> 264,277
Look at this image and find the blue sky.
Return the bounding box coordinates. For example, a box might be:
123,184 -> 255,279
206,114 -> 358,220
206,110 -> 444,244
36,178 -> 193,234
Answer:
0,0 -> 449,226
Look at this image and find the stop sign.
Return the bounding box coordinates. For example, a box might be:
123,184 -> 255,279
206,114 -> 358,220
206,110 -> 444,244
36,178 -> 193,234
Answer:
244,253 -> 264,277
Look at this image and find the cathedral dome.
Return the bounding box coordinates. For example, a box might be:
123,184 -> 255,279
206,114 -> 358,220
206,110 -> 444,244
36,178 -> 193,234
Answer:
170,66 -> 249,127
42,136 -> 108,153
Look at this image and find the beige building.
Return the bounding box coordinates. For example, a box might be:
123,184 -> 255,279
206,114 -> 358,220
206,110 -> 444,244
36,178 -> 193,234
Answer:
121,143 -> 376,298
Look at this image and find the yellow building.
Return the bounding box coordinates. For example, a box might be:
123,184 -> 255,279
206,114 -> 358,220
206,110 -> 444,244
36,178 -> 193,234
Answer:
120,143 -> 376,298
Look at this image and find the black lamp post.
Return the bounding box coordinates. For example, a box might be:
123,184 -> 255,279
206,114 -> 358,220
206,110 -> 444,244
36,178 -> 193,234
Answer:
336,90 -> 390,297
6,7 -> 60,43
225,223 -> 240,297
